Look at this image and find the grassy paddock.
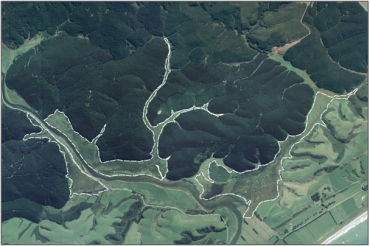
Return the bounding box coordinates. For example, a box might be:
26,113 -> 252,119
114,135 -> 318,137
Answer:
306,212 -> 337,241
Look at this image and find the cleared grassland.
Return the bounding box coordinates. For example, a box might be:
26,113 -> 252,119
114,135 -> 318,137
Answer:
267,235 -> 279,244
338,132 -> 368,166
2,218 -> 39,244
323,99 -> 365,141
209,161 -> 231,183
293,226 -> 316,243
352,188 -> 368,208
3,83 -> 34,110
306,212 -> 337,241
284,226 -> 316,244
44,110 -> 163,178
2,34 -> 49,111
281,157 -> 321,180
330,206 -> 347,224
2,34 -> 45,74
290,205 -> 322,228
264,204 -> 293,229
283,231 -> 304,244
328,169 -> 353,192
138,209 -> 227,244
275,239 -> 287,244
2,191 -> 138,244
253,85 -> 368,241
66,151 -> 106,195
196,87 -> 333,221
124,222 -> 141,244
242,216 -> 276,242
214,207 -> 238,244
322,184 -> 362,210
341,198 -> 359,218
237,223 -> 266,244
255,199 -> 275,219
106,181 -> 197,211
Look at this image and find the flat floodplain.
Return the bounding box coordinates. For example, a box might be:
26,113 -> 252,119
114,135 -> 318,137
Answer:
1,2 -> 368,245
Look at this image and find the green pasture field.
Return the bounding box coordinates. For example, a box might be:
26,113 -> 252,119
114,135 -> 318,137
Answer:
162,210 -> 225,236
306,175 -> 330,196
284,226 -> 316,244
324,100 -> 362,141
209,161 -> 231,183
352,189 -> 368,208
124,222 -> 141,244
2,218 -> 38,244
45,110 -> 163,178
329,206 -> 346,224
291,140 -> 338,164
290,205 -> 322,228
138,209 -> 168,244
264,204 -> 293,229
99,189 -> 133,207
255,199 -> 276,218
282,157 -> 311,170
2,35 -> 45,74
45,111 -> 100,166
322,187 -> 362,219
323,183 -> 362,209
306,212 -> 337,241
267,236 -> 279,244
106,181 -> 197,211
338,132 -> 368,166
340,198 -> 359,218
328,169 -> 353,192
281,158 -> 320,180
288,195 -> 314,215
275,239 -> 287,244
340,100 -> 361,122
138,208 -> 226,244
343,161 -> 363,182
2,192 -> 138,244
283,231 -> 303,244
214,207 -> 237,244
293,226 -> 316,244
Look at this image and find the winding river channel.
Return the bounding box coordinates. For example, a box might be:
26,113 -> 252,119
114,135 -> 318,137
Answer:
1,74 -> 243,243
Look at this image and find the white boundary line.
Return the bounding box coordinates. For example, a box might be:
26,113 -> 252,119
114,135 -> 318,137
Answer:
126,190 -> 230,244
194,88 -> 359,219
37,37 -> 227,182
322,211 -> 368,244
2,99 -> 110,198
3,34 -> 363,226
19,37 -> 310,183
4,96 -> 230,227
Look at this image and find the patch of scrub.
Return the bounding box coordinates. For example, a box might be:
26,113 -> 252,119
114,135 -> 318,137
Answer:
138,208 -> 226,244
1,190 -> 140,244
106,181 -> 197,211
209,161 -> 231,183
124,222 -> 142,244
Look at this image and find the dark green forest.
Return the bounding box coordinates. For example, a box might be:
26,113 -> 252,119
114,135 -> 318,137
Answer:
2,2 -> 367,182
2,106 -> 69,222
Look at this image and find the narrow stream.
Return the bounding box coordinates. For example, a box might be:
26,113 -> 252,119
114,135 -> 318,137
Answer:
1,74 -> 243,244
